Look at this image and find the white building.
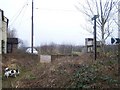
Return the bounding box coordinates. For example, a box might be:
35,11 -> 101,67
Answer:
85,38 -> 101,53
0,9 -> 9,54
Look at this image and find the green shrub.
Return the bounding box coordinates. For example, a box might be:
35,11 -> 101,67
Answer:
70,60 -> 118,88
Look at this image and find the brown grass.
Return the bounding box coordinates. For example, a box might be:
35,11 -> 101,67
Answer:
2,52 -> 119,88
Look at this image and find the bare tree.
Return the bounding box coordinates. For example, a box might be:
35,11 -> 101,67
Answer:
40,44 -> 48,54
7,28 -> 27,52
7,28 -> 17,38
48,42 -> 58,54
59,44 -> 73,55
75,0 -> 119,53
18,39 -> 28,51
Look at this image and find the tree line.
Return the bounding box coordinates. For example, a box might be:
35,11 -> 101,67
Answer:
38,43 -> 83,55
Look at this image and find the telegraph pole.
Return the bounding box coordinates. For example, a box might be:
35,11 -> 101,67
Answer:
118,2 -> 120,40
31,0 -> 34,53
118,1 -> 120,75
92,15 -> 99,60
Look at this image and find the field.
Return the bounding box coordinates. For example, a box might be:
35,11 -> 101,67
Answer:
1,52 -> 119,88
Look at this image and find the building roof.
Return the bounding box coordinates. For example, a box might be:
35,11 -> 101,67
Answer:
85,38 -> 93,41
0,9 -> 4,21
0,9 -> 9,24
7,38 -> 18,44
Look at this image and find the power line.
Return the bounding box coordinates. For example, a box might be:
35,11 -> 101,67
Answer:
15,5 -> 29,29
9,0 -> 29,27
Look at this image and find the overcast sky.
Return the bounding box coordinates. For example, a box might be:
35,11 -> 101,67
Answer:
0,0 -> 118,46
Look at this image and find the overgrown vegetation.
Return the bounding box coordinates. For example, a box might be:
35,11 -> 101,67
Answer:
39,43 -> 83,55
2,47 -> 119,88
70,56 -> 119,88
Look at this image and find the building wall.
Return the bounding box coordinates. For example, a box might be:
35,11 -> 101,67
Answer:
0,9 -> 8,54
0,10 -> 3,54
12,44 -> 18,53
85,38 -> 101,53
85,38 -> 94,52
2,17 -> 8,53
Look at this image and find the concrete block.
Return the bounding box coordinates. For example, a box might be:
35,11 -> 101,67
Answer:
40,55 -> 51,63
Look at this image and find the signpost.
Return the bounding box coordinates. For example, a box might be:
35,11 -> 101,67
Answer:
92,15 -> 99,60
31,0 -> 34,53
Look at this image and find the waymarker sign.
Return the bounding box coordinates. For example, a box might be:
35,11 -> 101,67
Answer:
111,38 -> 120,44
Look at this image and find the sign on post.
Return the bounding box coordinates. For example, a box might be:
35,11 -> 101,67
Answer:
111,38 -> 120,44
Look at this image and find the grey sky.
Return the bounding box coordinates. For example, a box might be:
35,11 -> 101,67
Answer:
0,0 -> 118,46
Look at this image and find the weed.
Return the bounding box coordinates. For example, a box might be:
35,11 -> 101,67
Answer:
70,58 -> 119,88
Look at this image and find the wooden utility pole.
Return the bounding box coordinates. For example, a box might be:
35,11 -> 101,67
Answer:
92,15 -> 99,60
118,1 -> 120,75
31,0 -> 34,53
118,2 -> 120,39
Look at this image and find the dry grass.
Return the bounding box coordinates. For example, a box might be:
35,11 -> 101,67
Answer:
2,52 -> 119,88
